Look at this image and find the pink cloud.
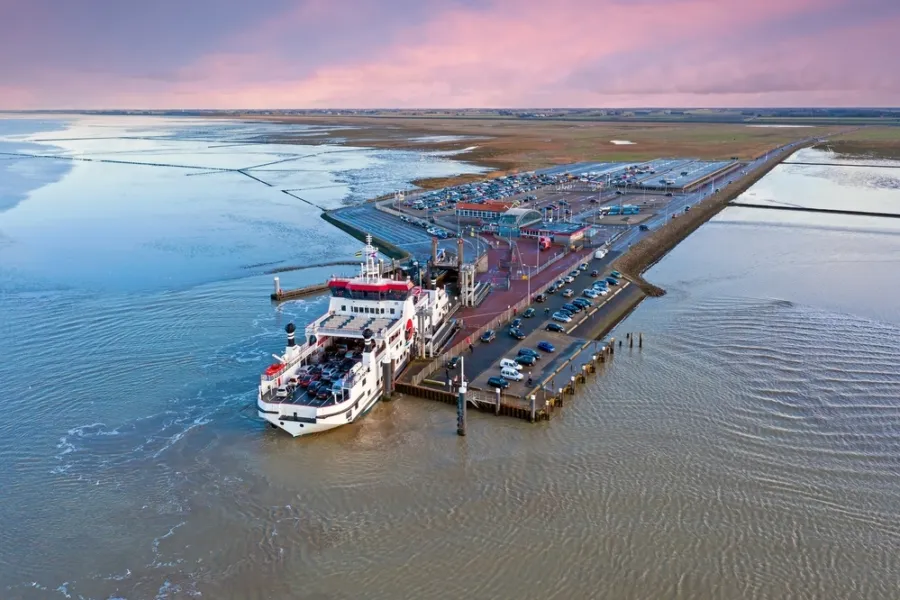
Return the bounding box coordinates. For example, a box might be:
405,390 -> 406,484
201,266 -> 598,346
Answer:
2,0 -> 898,108
164,0 -> 890,108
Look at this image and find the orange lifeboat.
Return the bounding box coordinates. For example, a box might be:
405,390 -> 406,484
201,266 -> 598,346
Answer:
264,363 -> 284,377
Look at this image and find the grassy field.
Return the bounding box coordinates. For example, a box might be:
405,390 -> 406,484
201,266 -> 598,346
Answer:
253,115 -> 849,189
816,127 -> 900,159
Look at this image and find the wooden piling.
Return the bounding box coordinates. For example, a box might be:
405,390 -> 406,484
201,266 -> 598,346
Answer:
639,332 -> 643,348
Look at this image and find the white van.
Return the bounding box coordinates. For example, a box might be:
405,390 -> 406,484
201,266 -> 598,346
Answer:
499,358 -> 522,371
500,367 -> 524,381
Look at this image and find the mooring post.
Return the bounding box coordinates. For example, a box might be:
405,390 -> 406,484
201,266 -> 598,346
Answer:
530,395 -> 536,423
273,276 -> 281,297
457,382 -> 467,436
570,375 -> 576,394
629,335 -> 634,348
495,387 -> 501,415
457,357 -> 467,436
639,332 -> 643,348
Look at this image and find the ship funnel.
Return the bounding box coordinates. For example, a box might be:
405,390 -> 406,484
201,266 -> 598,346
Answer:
286,323 -> 296,347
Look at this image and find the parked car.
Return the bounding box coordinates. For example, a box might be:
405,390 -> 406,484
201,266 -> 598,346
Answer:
569,270 -> 579,278
499,358 -> 523,371
487,376 -> 510,389
610,270 -> 622,278
561,289 -> 574,298
537,341 -> 556,352
552,312 -> 571,323
590,270 -> 600,277
510,318 -> 522,329
546,322 -> 564,332
579,263 -> 588,271
534,293 -> 547,302
583,289 -> 598,299
509,327 -> 526,340
501,367 -> 524,381
564,276 -> 574,284
639,224 -> 650,231
515,354 -> 536,366
605,277 -> 619,286
517,348 -> 540,359
523,307 -> 536,318
562,303 -> 582,313
573,298 -> 591,308
593,287 -> 609,296
480,329 -> 496,343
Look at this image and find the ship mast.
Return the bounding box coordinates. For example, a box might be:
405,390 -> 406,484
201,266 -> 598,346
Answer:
360,234 -> 379,281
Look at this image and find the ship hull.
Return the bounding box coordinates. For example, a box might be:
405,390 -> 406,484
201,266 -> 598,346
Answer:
257,387 -> 382,437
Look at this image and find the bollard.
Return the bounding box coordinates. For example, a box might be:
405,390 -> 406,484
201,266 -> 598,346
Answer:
495,387 -> 501,415
457,382 -> 467,436
530,395 -> 536,423
273,277 -> 281,297
629,335 -> 634,348
639,332 -> 643,348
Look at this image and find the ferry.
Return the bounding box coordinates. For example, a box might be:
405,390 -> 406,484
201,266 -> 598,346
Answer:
257,235 -> 452,436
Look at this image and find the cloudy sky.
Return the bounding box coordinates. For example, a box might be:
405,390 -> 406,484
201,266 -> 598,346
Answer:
1,0 -> 898,109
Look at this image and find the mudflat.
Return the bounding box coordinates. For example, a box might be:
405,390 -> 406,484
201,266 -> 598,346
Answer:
237,114 -> 847,189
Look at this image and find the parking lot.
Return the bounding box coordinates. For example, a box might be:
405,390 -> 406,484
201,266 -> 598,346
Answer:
449,252 -> 623,376
329,204 -> 488,262
466,329 -> 588,396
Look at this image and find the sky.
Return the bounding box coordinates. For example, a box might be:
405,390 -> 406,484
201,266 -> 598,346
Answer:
1,0 -> 898,109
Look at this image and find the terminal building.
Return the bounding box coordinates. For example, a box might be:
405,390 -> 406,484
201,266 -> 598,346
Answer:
496,208 -> 543,237
520,221 -> 589,248
454,201 -> 514,221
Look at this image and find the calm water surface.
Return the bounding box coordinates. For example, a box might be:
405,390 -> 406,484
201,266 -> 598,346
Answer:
1,127 -> 899,599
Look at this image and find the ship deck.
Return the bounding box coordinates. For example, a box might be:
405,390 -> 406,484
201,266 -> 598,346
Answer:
261,386 -> 344,408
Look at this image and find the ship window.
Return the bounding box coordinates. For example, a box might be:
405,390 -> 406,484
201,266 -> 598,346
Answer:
341,305 -> 346,311
390,308 -> 395,314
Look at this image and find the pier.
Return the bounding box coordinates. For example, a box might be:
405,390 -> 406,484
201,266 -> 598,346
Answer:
782,161 -> 900,169
729,203 -> 900,219
261,135 -> 830,430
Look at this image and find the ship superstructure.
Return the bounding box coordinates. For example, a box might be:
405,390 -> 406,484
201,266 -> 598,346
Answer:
257,235 -> 452,436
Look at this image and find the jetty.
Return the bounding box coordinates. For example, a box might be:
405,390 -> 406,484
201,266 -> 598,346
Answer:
729,203 -> 900,219
264,135 -> 828,431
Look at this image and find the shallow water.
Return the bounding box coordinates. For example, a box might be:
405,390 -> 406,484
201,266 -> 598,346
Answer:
1,123 -> 899,599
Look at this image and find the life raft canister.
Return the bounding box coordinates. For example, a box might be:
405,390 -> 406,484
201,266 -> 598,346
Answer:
405,318 -> 414,341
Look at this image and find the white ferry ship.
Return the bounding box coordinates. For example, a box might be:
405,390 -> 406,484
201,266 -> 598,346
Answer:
257,235 -> 452,436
